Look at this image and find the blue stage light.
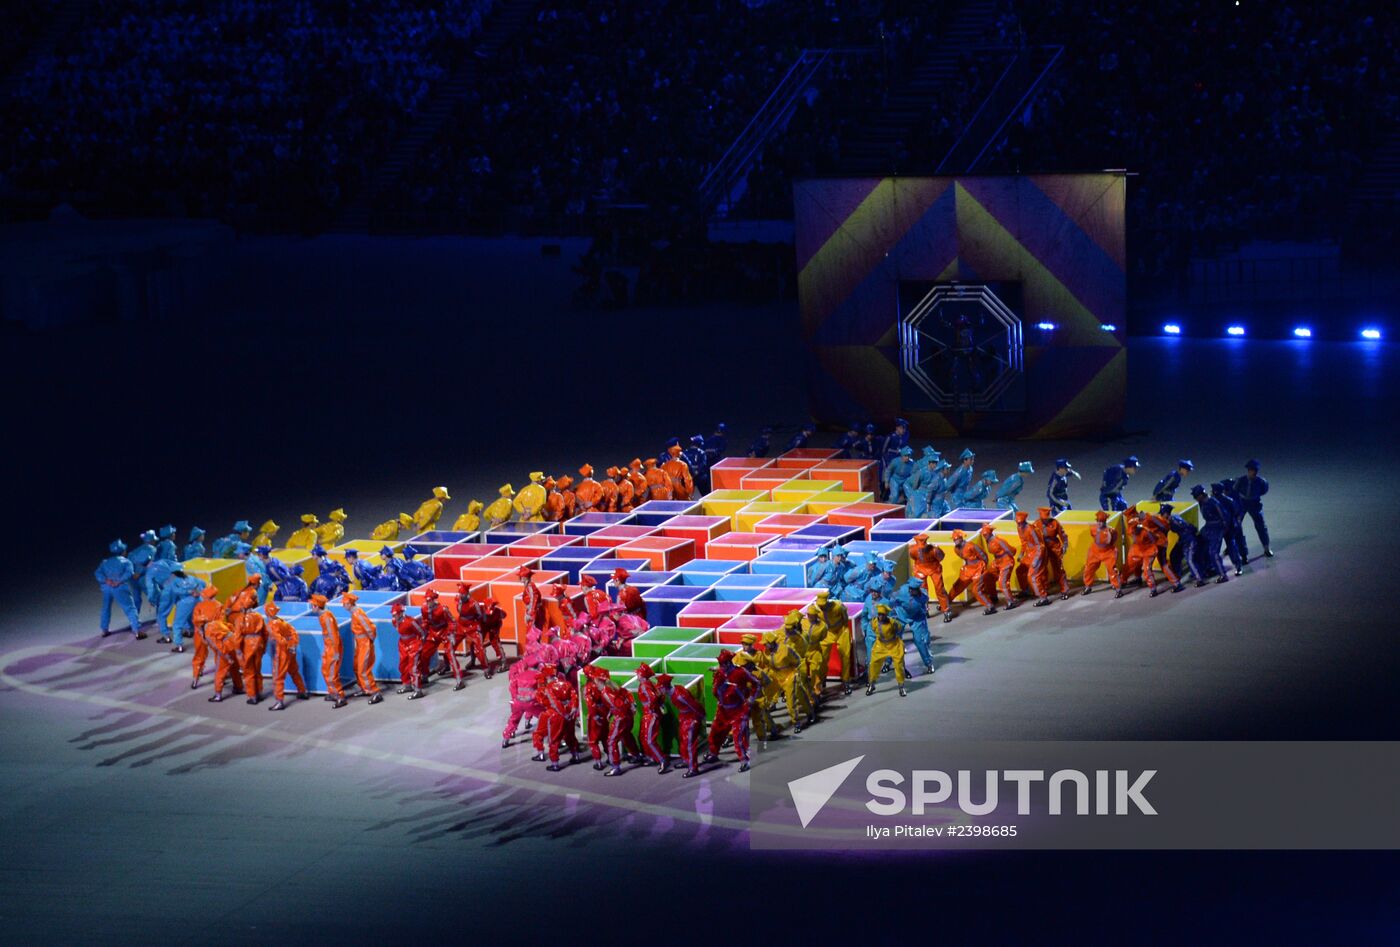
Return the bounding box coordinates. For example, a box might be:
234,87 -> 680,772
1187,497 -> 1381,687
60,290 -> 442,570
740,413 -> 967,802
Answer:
1162,323 -> 1181,335
1292,327 -> 1312,338
1226,325 -> 1246,337
1035,322 -> 1056,331
1361,328 -> 1382,340
1100,323 -> 1117,332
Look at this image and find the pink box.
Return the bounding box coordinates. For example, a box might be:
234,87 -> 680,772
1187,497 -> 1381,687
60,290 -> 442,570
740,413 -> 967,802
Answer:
811,459 -> 881,494
753,513 -> 827,536
617,535 -> 696,571
431,541 -> 513,579
711,457 -> 776,490
751,587 -> 820,617
677,599 -> 753,629
660,514 -> 731,558
705,531 -> 782,562
827,502 -> 907,539
584,524 -> 659,549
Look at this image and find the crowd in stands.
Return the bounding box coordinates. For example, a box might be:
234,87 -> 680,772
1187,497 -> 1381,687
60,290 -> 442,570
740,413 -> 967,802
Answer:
2,0 -> 494,224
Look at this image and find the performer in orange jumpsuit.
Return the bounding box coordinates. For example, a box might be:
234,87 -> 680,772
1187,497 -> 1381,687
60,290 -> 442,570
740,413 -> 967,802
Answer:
1014,510 -> 1045,601
582,665 -> 612,770
600,467 -> 621,512
1142,507 -> 1181,590
1032,507 -> 1071,604
190,585 -> 222,689
627,459 -> 648,506
543,477 -> 566,522
661,674 -> 706,778
981,524 -> 1023,609
203,616 -> 242,702
573,465 -> 604,514
236,600 -> 269,703
644,458 -> 672,501
635,663 -> 669,772
344,592 -> 383,703
662,445 -> 694,500
947,529 -> 996,617
615,467 -> 636,512
907,533 -> 951,616
1123,509 -> 1162,596
310,594 -> 348,707
600,673 -> 642,776
1082,510 -> 1124,597
389,602 -> 426,698
265,601 -> 309,710
223,574 -> 261,621
556,475 -> 577,519
580,575 -> 611,618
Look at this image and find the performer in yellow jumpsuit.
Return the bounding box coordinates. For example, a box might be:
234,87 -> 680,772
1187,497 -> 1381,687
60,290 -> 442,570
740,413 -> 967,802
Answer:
483,485 -> 514,530
251,520 -> 280,548
864,604 -> 908,697
315,508 -> 347,546
735,633 -> 779,744
285,514 -> 319,549
800,602 -> 830,705
413,487 -> 450,533
370,513 -> 413,541
452,500 -> 484,531
513,473 -> 547,522
770,611 -> 814,732
812,588 -> 854,696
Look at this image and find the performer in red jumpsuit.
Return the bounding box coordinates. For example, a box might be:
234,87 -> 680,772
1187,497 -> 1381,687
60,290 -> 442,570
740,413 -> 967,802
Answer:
390,602 -> 427,698
455,582 -> 492,679
517,566 -> 545,635
502,659 -> 541,747
537,666 -> 582,771
479,596 -> 507,665
419,588 -> 454,685
1032,507 -> 1071,604
601,674 -> 642,776
610,568 -> 646,618
706,650 -> 759,772
661,674 -> 706,778
981,524 -> 1022,609
635,663 -> 669,772
581,575 -> 610,619
542,580 -> 576,635
581,665 -> 612,770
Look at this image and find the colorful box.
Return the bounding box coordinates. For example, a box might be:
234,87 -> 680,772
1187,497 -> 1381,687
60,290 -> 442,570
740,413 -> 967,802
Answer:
431,541 -> 512,580
630,499 -> 702,527
271,612 -> 400,692
804,490 -> 877,516
752,512 -> 826,536
767,537 -> 832,552
409,530 -> 478,545
708,571 -> 786,601
751,587 -> 820,617
541,545 -> 613,582
770,479 -> 842,505
700,489 -> 769,521
705,531 -> 782,562
510,533 -> 585,555
735,501 -> 807,532
790,523 -> 865,546
631,625 -> 712,661
716,614 -> 788,645
810,458 -> 880,493
493,570 -> 567,647
738,470 -> 793,494
677,599 -> 753,629
777,447 -> 842,463
178,557 -> 246,602
673,558 -> 747,586
1055,509 -> 1127,580
617,535 -> 695,571
939,507 -> 1010,532
641,585 -> 714,627
660,514 -> 731,558
750,549 -> 818,588
870,518 -> 940,544
826,501 -> 906,539
710,457 -> 775,490
580,558 -> 652,589
562,512 -> 635,536
584,524 -> 659,549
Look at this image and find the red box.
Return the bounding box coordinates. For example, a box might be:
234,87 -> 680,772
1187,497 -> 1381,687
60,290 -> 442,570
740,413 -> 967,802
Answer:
705,531 -> 782,562
677,600 -> 753,629
826,502 -> 907,539
584,524 -> 658,549
432,541 -> 514,579
617,535 -> 696,571
751,587 -> 820,617
715,614 -> 788,646
457,563 -> 517,591
711,457 -> 776,490
771,455 -> 824,472
738,471 -> 791,494
811,458 -> 881,494
753,513 -> 827,536
777,447 -> 840,463
510,534 -> 585,556
659,514 -> 730,558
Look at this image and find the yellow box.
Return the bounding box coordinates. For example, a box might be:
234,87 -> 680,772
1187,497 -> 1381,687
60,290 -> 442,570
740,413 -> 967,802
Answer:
700,489 -> 769,521
1053,510 -> 1125,584
989,520 -> 1037,593
1125,499 -> 1199,559
179,557 -> 246,602
735,500 -> 806,532
804,490 -> 876,517
770,478 -> 842,505
329,539 -> 404,589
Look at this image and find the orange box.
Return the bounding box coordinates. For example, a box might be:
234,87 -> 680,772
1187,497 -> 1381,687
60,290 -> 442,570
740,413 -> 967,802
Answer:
771,455 -> 824,472
617,535 -> 696,571
491,570 -> 567,645
458,562 -> 517,587
753,512 -> 827,536
705,531 -> 782,562
777,447 -> 841,462
826,502 -> 907,539
811,458 -> 881,493
739,470 -> 792,493
584,524 -> 658,548
711,457 -> 775,490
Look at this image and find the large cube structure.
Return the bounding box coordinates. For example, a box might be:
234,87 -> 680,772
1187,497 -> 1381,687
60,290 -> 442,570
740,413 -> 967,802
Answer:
700,489 -> 769,522
716,613 -> 787,645
631,625 -> 712,661
706,531 -> 782,562
510,534 -> 585,557
269,547 -> 318,585
750,549 -> 817,588
580,558 -> 651,588
631,499 -> 702,526
805,490 -> 877,517
753,513 -> 826,536
542,545 -> 613,582
710,457 -> 774,490
810,458 -> 880,494
770,479 -> 840,505
432,541 -> 512,580
871,518 -> 941,544
826,501 -> 906,539
659,514 -> 731,557
677,600 -> 752,629
563,512 -> 635,537
585,524 -> 658,549
180,557 -> 248,601
617,535 -> 695,571
708,572 -> 786,602
767,537 -> 831,552
738,470 -> 794,495
751,587 -> 820,617
735,501 -> 807,532
940,508 -> 1010,532
642,585 -> 714,626
274,612 -> 400,692
673,558 -> 746,586
790,523 -> 865,546
409,530 -> 477,545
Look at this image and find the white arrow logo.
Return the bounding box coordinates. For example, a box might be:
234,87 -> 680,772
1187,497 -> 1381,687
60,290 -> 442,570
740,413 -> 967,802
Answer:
787,755 -> 865,828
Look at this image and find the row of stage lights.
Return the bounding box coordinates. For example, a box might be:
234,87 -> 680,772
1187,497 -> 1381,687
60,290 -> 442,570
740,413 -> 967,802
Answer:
1032,322 -> 1382,340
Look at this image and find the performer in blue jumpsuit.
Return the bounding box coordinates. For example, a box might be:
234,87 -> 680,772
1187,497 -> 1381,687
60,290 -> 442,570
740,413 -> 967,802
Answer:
859,586 -> 886,669
241,544 -> 272,604
128,529 -> 158,613
883,446 -> 916,505
945,449 -> 976,506
1152,460 -> 1194,502
274,564 -> 310,602
1211,482 -> 1247,576
786,424 -> 816,451
682,435 -> 710,495
182,527 -> 206,561
1161,505 -> 1203,588
905,446 -> 940,496
876,559 -> 898,599
844,554 -> 882,603
806,548 -> 833,588
855,424 -> 878,461
399,545 -> 434,588
344,549 -> 383,591
166,569 -> 207,651
996,461 -> 1034,511
311,546 -> 350,596
708,422 -> 728,461
746,427 -> 773,458
211,521 -> 252,559
834,423 -> 862,459
960,470 -> 999,509
155,525 -> 178,562
1099,456 -> 1139,511
96,541 -> 144,638
827,547 -> 852,600
1233,459 -> 1272,557
146,556 -> 181,641
893,578 -> 935,675
1190,485 -> 1230,583
1046,459 -> 1078,513
878,418 -> 910,490
308,564 -> 341,600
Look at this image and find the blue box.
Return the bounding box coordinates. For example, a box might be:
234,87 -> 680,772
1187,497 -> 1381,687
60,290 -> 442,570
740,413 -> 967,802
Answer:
750,549 -> 817,588
410,530 -> 477,544
641,584 -> 715,626
631,499 -> 702,527
563,512 -> 635,536
266,600 -> 311,620
791,523 -> 865,546
709,572 -> 785,601
348,589 -> 407,608
581,558 -> 652,588
625,570 -> 681,589
261,612 -> 403,692
542,545 -> 614,582
870,517 -> 939,542
673,558 -> 747,586
937,508 -> 1010,532
766,537 -> 831,552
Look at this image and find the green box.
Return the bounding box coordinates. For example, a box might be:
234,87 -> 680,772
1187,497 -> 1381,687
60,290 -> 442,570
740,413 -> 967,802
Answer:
631,625 -> 711,660
663,643 -> 727,719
